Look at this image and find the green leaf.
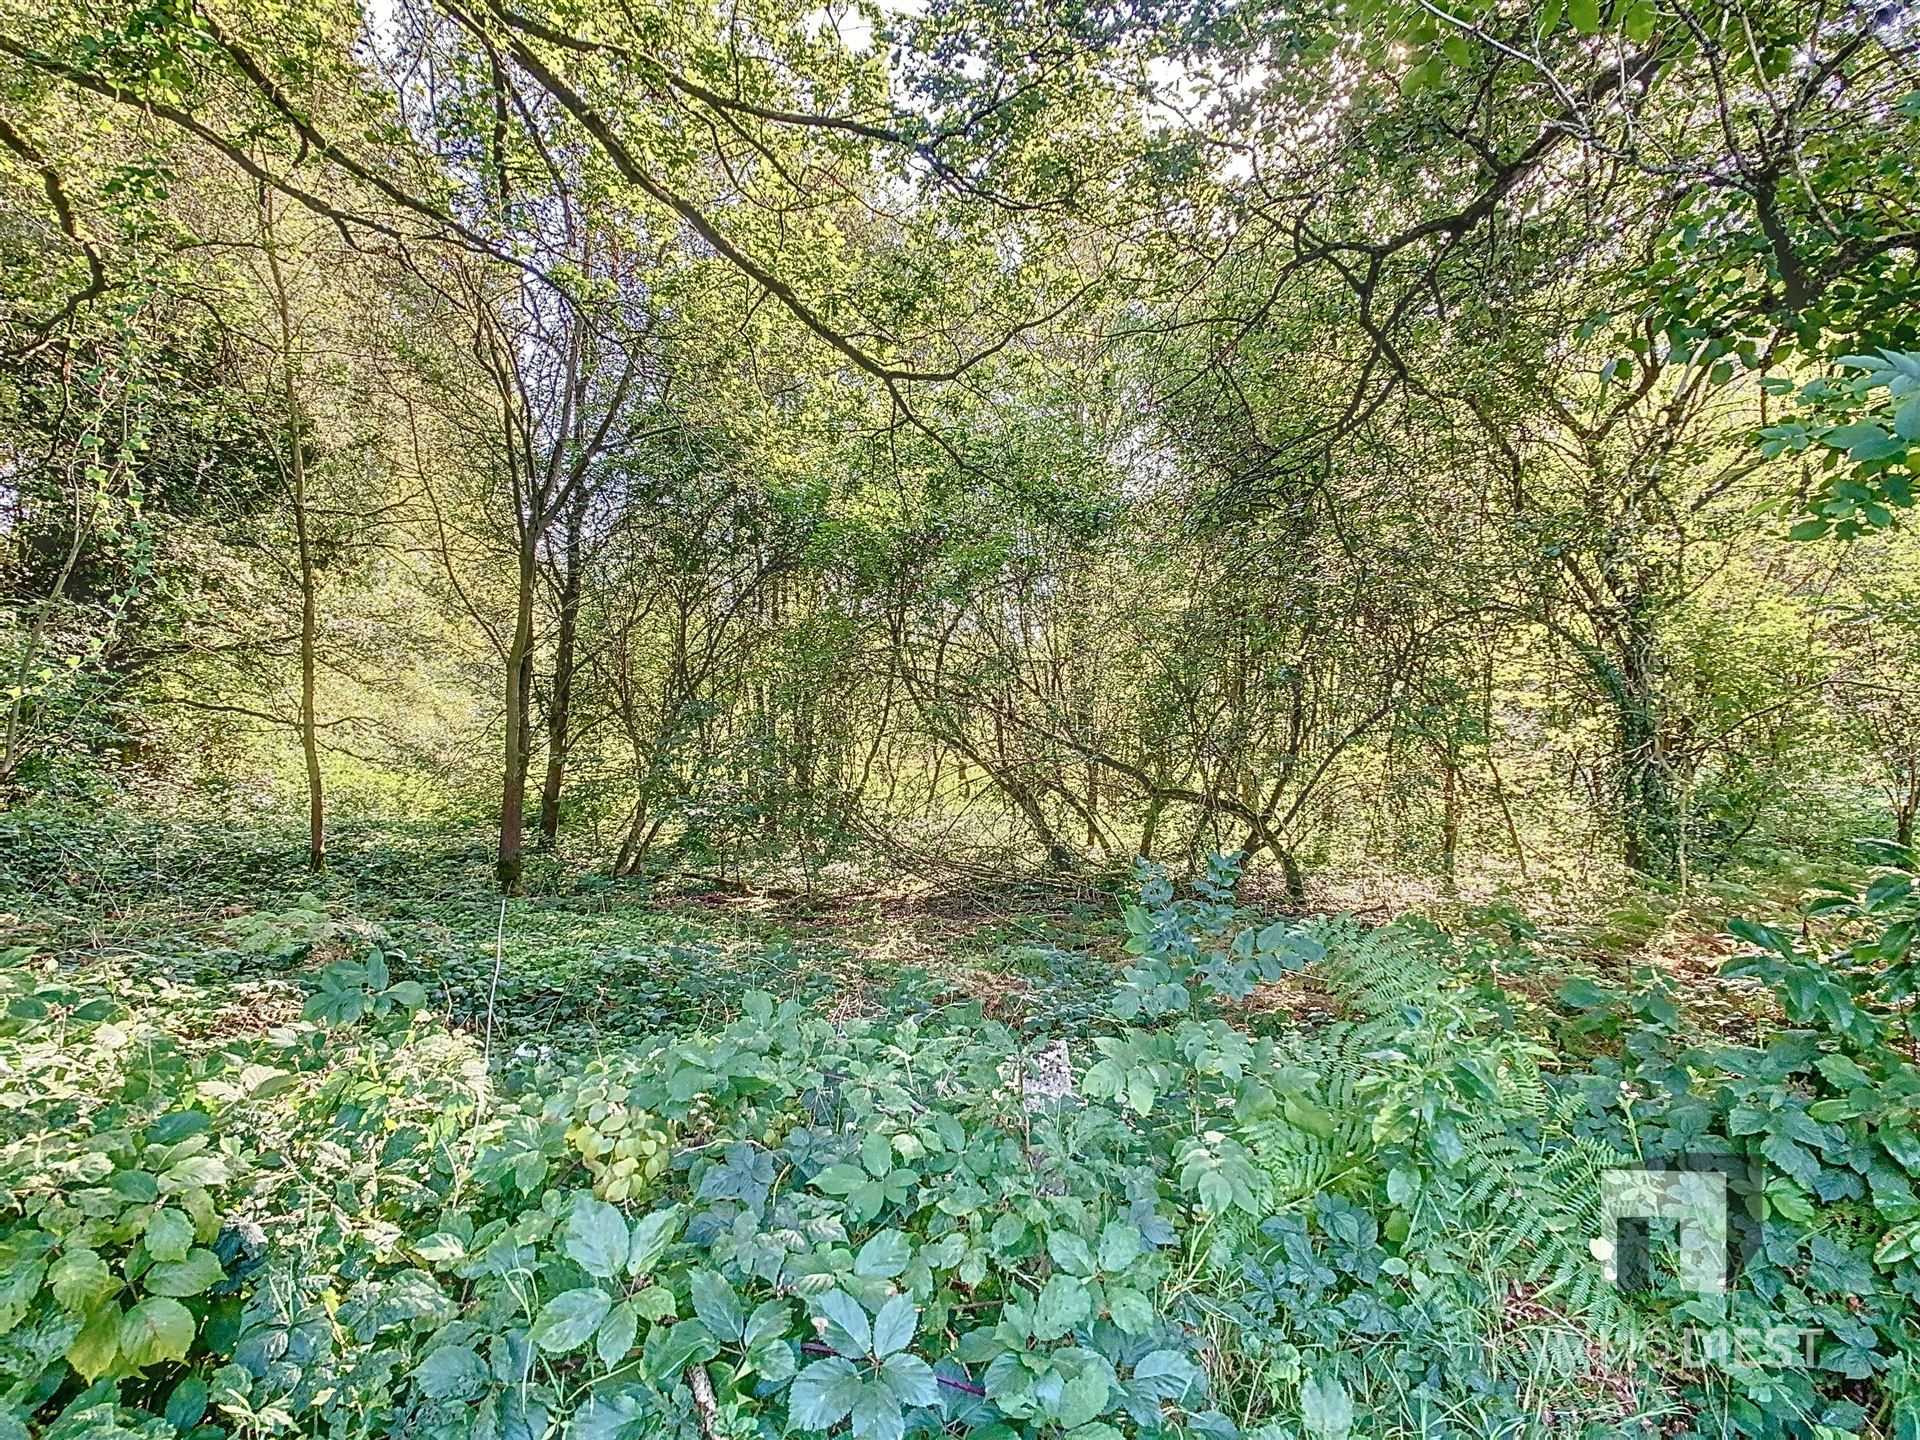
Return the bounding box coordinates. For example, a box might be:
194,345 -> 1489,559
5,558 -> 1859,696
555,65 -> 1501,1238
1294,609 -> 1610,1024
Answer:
144,1209 -> 195,1264
164,1374 -> 209,1430
565,1194 -> 629,1281
818,1290 -> 872,1357
50,1248 -> 117,1310
626,1205 -> 681,1276
1622,0 -> 1655,43
1132,1349 -> 1201,1401
1895,397 -> 1920,441
879,1352 -> 939,1407
595,1300 -> 639,1369
643,1318 -> 718,1381
1032,1273 -> 1091,1341
1095,1222 -> 1143,1274
855,1229 -> 913,1279
790,1356 -> 864,1430
67,1306 -> 122,1380
743,1298 -> 791,1350
531,1288 -> 613,1354
1051,1348 -> 1116,1430
1301,1370 -> 1353,1438
1567,0 -> 1600,32
1106,1285 -> 1154,1334
118,1296 -> 195,1369
144,1249 -> 224,1298
415,1344 -> 489,1400
871,1295 -> 918,1357
689,1271 -> 743,1342
851,1377 -> 906,1440
1047,1231 -> 1096,1277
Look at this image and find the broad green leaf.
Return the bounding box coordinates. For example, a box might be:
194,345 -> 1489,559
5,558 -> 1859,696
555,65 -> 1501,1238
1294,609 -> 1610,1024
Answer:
879,1351 -> 939,1407
67,1306 -> 121,1380
1096,1222 -> 1143,1274
49,1248 -> 117,1310
789,1356 -> 864,1429
1032,1274 -> 1090,1341
871,1294 -> 918,1357
689,1271 -> 743,1342
595,1300 -> 639,1369
118,1296 -> 195,1368
415,1344 -> 488,1400
565,1194 -> 629,1280
1301,1370 -> 1353,1438
1047,1231 -> 1096,1277
626,1206 -> 681,1277
855,1229 -> 913,1279
144,1209 -> 195,1264
164,1375 -> 210,1429
818,1290 -> 872,1357
531,1288 -> 612,1354
144,1249 -> 224,1297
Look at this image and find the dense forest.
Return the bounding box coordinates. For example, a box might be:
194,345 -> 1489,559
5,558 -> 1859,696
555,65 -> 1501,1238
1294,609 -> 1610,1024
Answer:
4,0 -> 1920,1437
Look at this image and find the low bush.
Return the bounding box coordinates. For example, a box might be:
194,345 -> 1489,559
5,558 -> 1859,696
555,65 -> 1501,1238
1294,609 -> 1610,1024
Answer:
5,846 -> 1920,1439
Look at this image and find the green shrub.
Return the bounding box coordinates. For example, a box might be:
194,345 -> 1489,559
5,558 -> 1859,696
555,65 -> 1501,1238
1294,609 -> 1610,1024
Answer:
10,845 -> 1920,1439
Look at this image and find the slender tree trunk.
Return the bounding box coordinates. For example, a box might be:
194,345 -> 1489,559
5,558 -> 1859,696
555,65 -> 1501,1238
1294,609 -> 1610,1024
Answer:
498,537 -> 537,893
539,497 -> 585,845
1616,600 -> 1679,878
264,204 -> 324,872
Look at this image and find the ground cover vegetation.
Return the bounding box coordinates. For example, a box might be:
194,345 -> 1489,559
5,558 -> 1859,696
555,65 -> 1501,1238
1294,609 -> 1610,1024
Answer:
4,0 -> 1920,1435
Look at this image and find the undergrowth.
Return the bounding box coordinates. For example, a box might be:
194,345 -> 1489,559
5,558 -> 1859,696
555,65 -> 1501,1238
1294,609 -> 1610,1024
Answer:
4,818 -> 1920,1439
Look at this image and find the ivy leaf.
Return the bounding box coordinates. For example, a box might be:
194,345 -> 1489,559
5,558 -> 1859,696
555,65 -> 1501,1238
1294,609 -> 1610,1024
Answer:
117,1296 -> 195,1369
531,1288 -> 612,1354
565,1194 -> 629,1281
790,1356 -> 864,1430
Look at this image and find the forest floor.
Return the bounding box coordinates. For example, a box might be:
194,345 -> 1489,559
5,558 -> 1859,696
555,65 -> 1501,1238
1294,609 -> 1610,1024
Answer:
0,809 -> 1813,1062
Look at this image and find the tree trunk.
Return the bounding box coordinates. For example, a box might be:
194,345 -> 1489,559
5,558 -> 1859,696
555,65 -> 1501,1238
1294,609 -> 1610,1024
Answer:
1277,849 -> 1307,906
264,205 -> 324,873
498,538 -> 537,893
538,496 -> 586,845
1616,605 -> 1679,878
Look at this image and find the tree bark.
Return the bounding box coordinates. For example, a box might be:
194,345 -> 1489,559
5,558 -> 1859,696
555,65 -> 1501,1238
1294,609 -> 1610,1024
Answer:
538,493 -> 586,845
498,537 -> 537,892
264,199 -> 324,873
